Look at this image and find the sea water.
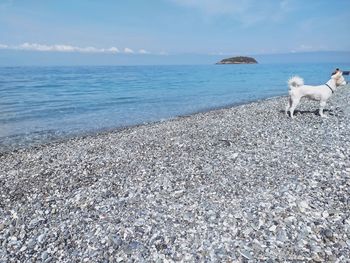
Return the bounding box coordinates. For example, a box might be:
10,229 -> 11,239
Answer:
1,63 -> 349,151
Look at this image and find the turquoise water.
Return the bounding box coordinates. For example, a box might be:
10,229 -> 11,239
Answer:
0,63 -> 349,151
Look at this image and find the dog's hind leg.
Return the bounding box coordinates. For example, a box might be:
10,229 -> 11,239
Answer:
289,98 -> 300,118
319,101 -> 328,118
285,97 -> 292,116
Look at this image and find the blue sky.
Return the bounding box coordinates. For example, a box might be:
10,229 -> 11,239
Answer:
1,0 -> 350,65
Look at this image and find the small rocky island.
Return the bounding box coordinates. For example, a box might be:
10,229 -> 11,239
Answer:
216,56 -> 258,64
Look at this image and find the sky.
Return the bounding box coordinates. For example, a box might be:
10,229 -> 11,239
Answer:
0,0 -> 350,65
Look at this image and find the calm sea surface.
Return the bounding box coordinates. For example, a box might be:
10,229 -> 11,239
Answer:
1,63 -> 349,151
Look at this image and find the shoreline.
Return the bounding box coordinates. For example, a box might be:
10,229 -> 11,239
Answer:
1,85 -> 349,261
0,92 -> 286,155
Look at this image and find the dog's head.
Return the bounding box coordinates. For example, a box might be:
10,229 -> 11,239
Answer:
332,71 -> 346,86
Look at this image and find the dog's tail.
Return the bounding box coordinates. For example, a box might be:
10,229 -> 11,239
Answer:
288,76 -> 304,90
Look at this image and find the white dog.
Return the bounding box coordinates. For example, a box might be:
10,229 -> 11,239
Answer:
285,71 -> 344,118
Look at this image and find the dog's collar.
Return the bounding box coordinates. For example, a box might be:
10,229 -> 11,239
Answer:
325,83 -> 334,93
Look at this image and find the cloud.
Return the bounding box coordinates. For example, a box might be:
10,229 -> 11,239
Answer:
108,47 -> 120,53
124,47 -> 134,54
299,44 -> 313,50
138,49 -> 150,54
0,43 -> 162,55
292,44 -> 329,52
0,43 -> 120,53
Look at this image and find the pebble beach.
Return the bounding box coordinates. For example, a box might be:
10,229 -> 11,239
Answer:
1,85 -> 350,262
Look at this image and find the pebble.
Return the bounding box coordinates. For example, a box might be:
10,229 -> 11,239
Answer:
322,229 -> 334,239
37,233 -> 47,244
111,236 -> 122,248
239,250 -> 252,260
322,211 -> 329,218
268,225 -> 277,232
27,238 -> 36,249
41,251 -> 48,261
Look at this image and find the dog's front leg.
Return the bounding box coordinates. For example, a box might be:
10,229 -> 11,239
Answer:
319,101 -> 328,118
285,97 -> 292,116
289,98 -> 299,118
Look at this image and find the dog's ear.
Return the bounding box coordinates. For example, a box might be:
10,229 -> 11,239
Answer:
332,71 -> 341,79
